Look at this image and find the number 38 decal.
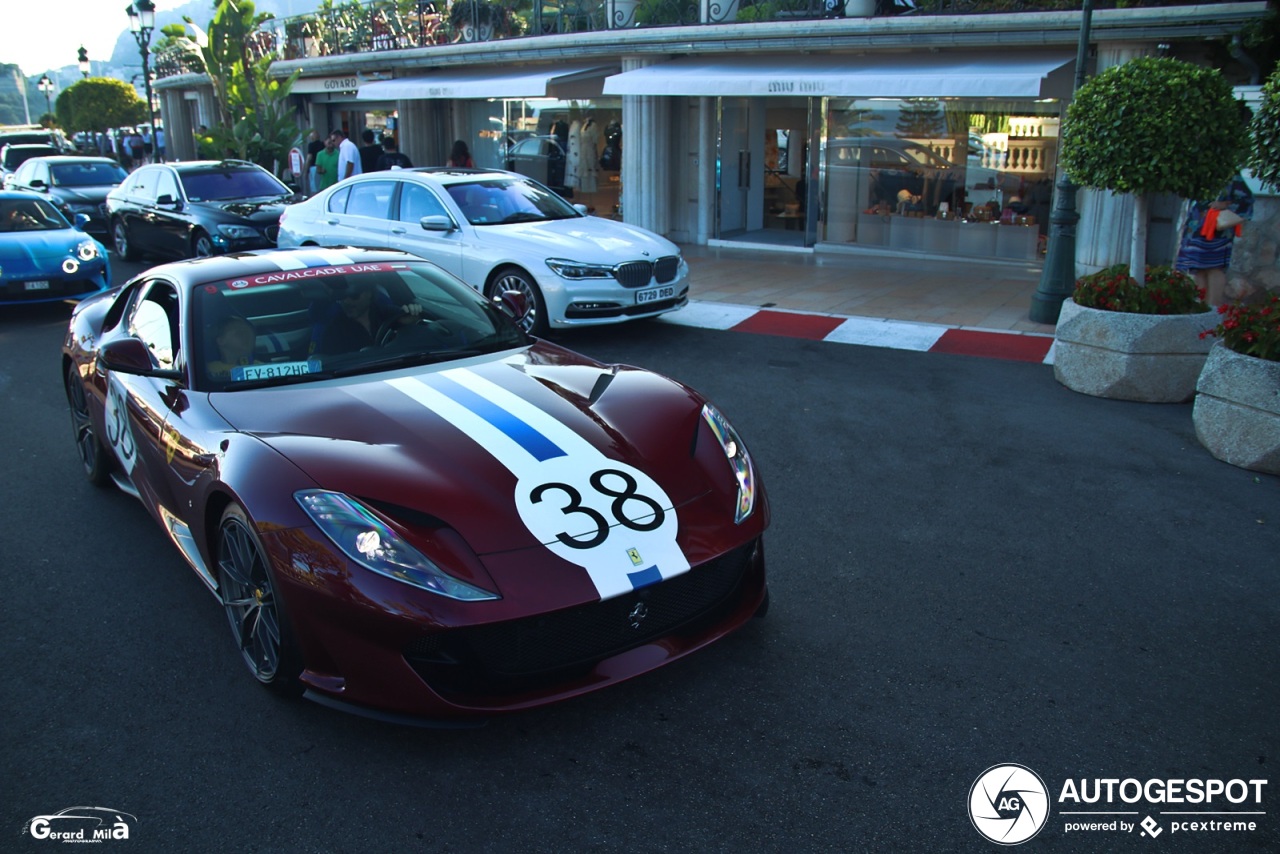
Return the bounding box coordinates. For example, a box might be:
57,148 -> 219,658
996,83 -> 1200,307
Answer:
530,469 -> 665,549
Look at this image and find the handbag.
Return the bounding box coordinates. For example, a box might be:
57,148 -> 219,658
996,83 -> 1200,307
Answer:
1216,209 -> 1243,230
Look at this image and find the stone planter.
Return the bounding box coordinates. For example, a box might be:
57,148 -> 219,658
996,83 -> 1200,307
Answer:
1192,343 -> 1280,474
1052,298 -> 1218,402
844,0 -> 876,15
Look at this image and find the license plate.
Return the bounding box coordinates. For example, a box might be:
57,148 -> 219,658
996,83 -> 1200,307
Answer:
24,280 -> 50,291
636,285 -> 674,304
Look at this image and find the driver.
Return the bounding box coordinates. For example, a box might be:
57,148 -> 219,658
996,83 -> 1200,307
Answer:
311,279 -> 421,355
207,315 -> 261,380
2,203 -> 41,231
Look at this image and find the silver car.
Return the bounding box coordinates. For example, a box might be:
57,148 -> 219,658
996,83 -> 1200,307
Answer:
276,168 -> 688,336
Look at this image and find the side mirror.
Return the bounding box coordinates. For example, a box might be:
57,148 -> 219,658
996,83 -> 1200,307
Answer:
419,214 -> 454,232
156,194 -> 182,210
494,289 -> 529,323
74,213 -> 91,230
572,203 -> 588,215
100,338 -> 183,380
28,179 -> 46,189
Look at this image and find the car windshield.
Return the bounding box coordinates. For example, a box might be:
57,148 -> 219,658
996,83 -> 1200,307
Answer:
51,161 -> 128,187
446,178 -> 579,226
3,146 -> 60,170
0,197 -> 68,232
192,260 -> 529,391
180,167 -> 290,202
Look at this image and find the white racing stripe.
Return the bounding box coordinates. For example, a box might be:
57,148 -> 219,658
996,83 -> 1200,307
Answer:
387,368 -> 690,601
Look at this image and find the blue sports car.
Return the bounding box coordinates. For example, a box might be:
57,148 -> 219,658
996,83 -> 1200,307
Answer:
0,190 -> 110,305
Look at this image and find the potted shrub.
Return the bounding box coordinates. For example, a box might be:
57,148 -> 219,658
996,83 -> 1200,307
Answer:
1193,297 -> 1280,474
1052,57 -> 1246,401
1054,265 -> 1218,402
1191,67 -> 1280,474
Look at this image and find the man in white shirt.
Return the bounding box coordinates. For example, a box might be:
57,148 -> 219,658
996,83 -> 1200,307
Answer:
333,130 -> 362,181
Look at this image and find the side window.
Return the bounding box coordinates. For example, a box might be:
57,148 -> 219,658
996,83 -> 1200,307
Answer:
129,282 -> 181,370
345,181 -> 395,219
33,161 -> 50,184
397,183 -> 448,223
12,160 -> 33,184
155,170 -> 180,203
129,170 -> 154,203
326,185 -> 351,214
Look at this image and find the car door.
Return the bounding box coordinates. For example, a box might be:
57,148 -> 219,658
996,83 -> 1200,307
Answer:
386,180 -> 463,275
321,179 -> 394,248
150,168 -> 189,258
118,168 -> 159,251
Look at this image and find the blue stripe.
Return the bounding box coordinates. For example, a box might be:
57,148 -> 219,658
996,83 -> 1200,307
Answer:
628,565 -> 663,590
431,375 -> 566,461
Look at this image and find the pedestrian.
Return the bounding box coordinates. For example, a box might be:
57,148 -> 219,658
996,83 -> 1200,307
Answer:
142,126 -> 153,164
303,129 -> 324,195
313,133 -> 340,193
154,126 -> 165,163
127,128 -> 145,168
333,129 -> 361,181
1175,175 -> 1254,306
358,129 -> 382,175
374,136 -> 413,170
446,139 -> 474,168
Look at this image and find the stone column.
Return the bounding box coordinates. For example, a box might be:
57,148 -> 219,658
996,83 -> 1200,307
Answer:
160,90 -> 193,162
621,56 -> 670,235
695,96 -> 716,245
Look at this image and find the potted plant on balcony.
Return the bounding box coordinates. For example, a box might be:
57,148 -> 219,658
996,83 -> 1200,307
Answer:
1052,56 -> 1246,402
1192,67 -> 1280,474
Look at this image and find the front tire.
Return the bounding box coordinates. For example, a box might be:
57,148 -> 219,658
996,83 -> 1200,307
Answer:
112,218 -> 139,261
217,503 -> 302,694
65,362 -> 111,487
191,229 -> 214,259
489,266 -> 548,337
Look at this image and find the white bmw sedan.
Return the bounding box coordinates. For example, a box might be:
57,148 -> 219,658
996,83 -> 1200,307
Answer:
277,168 -> 689,336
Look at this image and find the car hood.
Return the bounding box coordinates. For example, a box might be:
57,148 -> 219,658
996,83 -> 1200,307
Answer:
51,186 -> 116,204
193,197 -> 290,221
209,344 -> 709,557
0,229 -> 97,274
479,216 -> 680,262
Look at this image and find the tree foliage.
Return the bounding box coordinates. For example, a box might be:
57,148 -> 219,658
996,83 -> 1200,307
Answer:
1060,57 -> 1245,200
54,78 -> 147,134
172,0 -> 301,171
1248,67 -> 1280,191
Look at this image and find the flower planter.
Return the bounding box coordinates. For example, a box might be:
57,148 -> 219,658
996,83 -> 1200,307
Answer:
1192,343 -> 1280,474
1052,298 -> 1218,403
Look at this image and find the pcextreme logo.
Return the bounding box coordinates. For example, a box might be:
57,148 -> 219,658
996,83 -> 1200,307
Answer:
968,765 -> 1269,845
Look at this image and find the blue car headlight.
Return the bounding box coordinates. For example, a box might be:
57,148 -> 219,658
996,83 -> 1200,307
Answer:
217,224 -> 260,240
76,240 -> 98,261
700,403 -> 756,524
546,258 -> 615,280
296,490 -> 499,601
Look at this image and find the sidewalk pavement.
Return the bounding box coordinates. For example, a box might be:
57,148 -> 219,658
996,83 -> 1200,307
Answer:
665,242 -> 1059,364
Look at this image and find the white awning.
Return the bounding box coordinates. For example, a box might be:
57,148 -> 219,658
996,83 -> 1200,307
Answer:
603,53 -> 1075,99
357,64 -> 618,100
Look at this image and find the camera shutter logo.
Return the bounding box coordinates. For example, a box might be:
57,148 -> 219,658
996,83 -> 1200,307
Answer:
969,764 -> 1050,845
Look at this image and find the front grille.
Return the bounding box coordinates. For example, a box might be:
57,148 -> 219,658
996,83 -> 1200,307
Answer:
405,540 -> 757,695
611,256 -> 681,289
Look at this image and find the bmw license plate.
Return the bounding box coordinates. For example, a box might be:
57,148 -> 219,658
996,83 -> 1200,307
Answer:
636,285 -> 674,304
24,280 -> 50,291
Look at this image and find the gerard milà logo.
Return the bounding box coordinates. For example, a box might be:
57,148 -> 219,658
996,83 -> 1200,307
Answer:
969,764 -> 1051,845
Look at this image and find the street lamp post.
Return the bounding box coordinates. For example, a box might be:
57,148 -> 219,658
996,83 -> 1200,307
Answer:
78,46 -> 91,79
36,74 -> 54,120
1029,0 -> 1094,325
126,0 -> 157,133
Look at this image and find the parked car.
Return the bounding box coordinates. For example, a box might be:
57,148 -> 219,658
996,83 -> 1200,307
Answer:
277,168 -> 688,336
105,159 -> 294,261
1,143 -> 64,188
8,155 -> 129,240
504,134 -> 568,194
61,245 -> 768,723
0,190 -> 111,305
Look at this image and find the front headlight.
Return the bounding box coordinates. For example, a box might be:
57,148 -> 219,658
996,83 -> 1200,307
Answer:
296,490 -> 499,601
76,240 -> 98,261
546,258 -> 615,280
700,404 -> 756,524
217,224 -> 260,240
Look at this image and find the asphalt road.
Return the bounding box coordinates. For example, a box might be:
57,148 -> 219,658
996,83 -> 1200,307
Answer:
2,261 -> 1277,852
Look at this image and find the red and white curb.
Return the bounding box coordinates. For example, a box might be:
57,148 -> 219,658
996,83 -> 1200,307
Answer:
659,301 -> 1057,365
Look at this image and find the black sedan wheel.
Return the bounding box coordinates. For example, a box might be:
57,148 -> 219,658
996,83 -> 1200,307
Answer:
64,363 -> 111,487
192,230 -> 214,259
489,266 -> 547,337
217,504 -> 301,694
112,218 -> 139,261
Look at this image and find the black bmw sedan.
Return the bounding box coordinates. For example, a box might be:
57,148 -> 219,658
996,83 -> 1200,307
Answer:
7,156 -> 128,240
105,160 -> 295,261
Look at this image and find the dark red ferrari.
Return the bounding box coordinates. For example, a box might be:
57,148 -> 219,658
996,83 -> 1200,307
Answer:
62,247 -> 768,724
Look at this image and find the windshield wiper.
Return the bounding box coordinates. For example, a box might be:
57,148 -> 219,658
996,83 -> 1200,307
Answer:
498,211 -> 550,224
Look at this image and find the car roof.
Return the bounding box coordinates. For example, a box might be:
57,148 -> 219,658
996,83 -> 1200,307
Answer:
21,155 -> 120,165
143,159 -> 265,173
356,167 -> 524,187
139,246 -> 432,289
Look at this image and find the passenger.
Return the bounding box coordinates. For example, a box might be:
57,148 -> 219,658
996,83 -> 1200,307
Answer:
207,316 -> 260,380
311,280 -> 421,355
